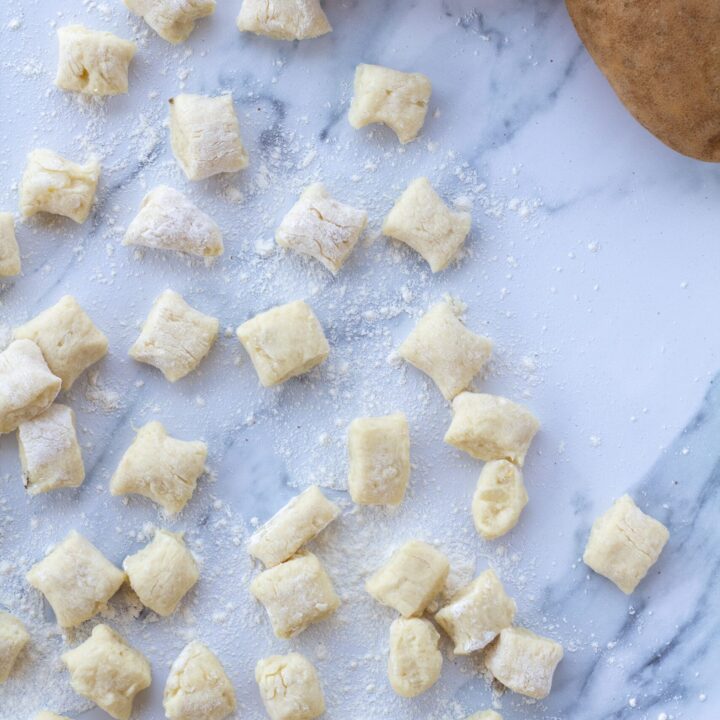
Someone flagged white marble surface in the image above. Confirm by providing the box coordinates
[0,1,718,719]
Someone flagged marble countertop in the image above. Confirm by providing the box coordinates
[0,1,718,719]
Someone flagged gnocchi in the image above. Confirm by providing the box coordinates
[0,212,20,276]
[35,714,72,720]
[237,0,331,41]
[383,177,470,272]
[472,460,528,540]
[467,712,503,720]
[124,0,215,44]
[0,612,29,683]
[387,617,442,698]
[255,653,325,720]
[129,289,219,382]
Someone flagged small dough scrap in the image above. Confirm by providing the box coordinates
[56,25,136,96]
[0,612,29,682]
[124,0,215,44]
[237,300,329,387]
[0,212,20,276]
[383,177,470,272]
[18,404,85,494]
[348,64,432,144]
[123,185,223,257]
[467,712,503,720]
[129,289,219,382]
[250,552,340,639]
[237,0,331,40]
[169,94,248,180]
[0,339,61,434]
[276,183,367,274]
[163,641,236,720]
[583,494,669,594]
[26,530,125,628]
[435,569,516,654]
[35,714,73,720]
[110,421,207,514]
[124,529,199,616]
[444,392,540,466]
[398,300,492,400]
[19,149,100,224]
[248,485,340,568]
[62,624,151,720]
[366,540,449,617]
[484,626,563,700]
[255,653,325,720]
[472,460,528,540]
[347,412,410,506]
[15,295,108,391]
[387,617,442,698]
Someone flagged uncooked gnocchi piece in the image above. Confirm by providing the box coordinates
[444,392,540,466]
[129,289,219,382]
[255,653,325,720]
[250,552,340,639]
[435,569,515,654]
[248,485,340,568]
[0,212,20,276]
[19,149,100,224]
[348,64,432,144]
[169,94,248,180]
[366,540,449,617]
[275,183,367,274]
[110,421,207,514]
[62,624,151,720]
[26,530,125,628]
[237,0,331,41]
[467,712,503,720]
[123,529,199,616]
[583,494,669,594]
[0,612,29,682]
[123,186,223,257]
[387,617,442,698]
[347,412,410,506]
[124,0,215,44]
[0,339,61,434]
[398,300,492,401]
[14,295,108,391]
[35,713,73,720]
[472,460,528,540]
[55,25,136,96]
[163,641,236,720]
[383,177,470,272]
[483,626,563,700]
[236,300,329,387]
[18,404,85,494]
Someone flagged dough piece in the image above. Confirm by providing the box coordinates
[435,569,516,654]
[62,624,151,720]
[483,627,563,700]
[444,392,540,466]
[55,25,136,96]
[250,552,340,639]
[15,295,109,391]
[236,300,329,387]
[387,617,442,698]
[0,612,29,682]
[248,485,340,568]
[124,0,215,44]
[255,653,325,720]
[348,64,432,144]
[169,94,248,180]
[19,149,100,224]
[583,494,669,594]
[18,404,85,494]
[366,540,449,617]
[35,714,73,720]
[110,421,207,514]
[26,530,125,628]
[163,641,236,720]
[0,212,20,276]
[398,300,492,401]
[123,186,223,257]
[237,0,331,41]
[347,412,410,506]
[0,339,61,434]
[123,530,199,616]
[472,460,528,540]
[129,289,219,382]
[467,712,503,720]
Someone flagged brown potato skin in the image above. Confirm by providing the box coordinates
[566,0,720,162]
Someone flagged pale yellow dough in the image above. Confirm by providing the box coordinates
[255,653,325,720]
[0,612,29,682]
[472,460,528,540]
[237,0,331,40]
[387,617,442,697]
[0,212,20,276]
[124,0,215,44]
